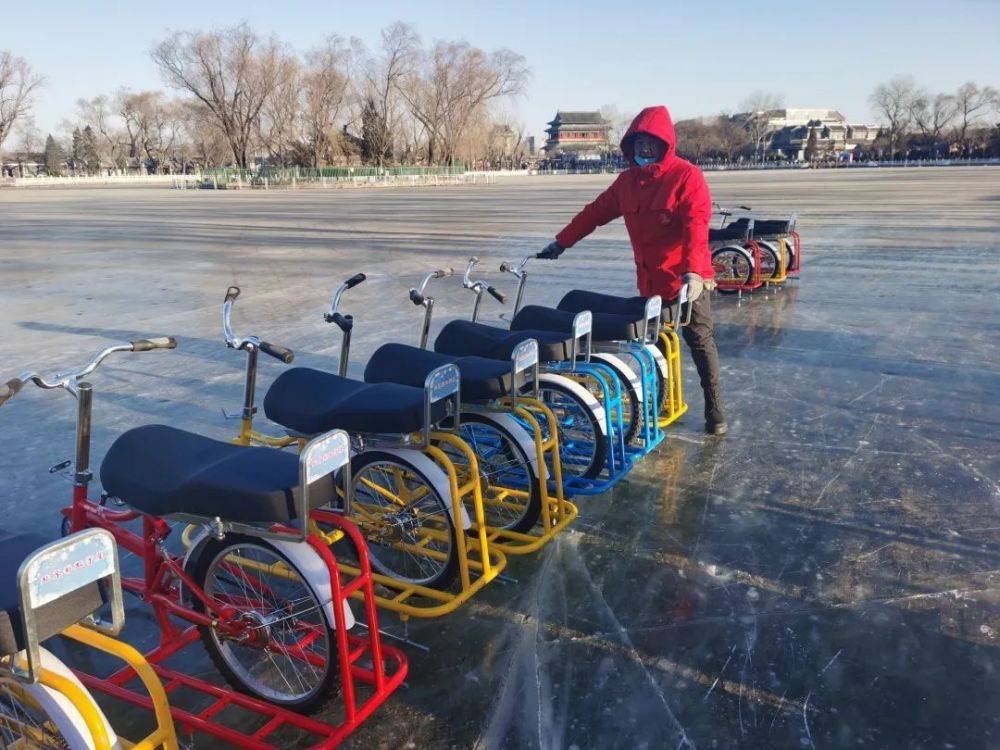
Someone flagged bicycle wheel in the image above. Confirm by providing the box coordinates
[756,240,780,279]
[441,413,541,533]
[585,354,640,444]
[0,681,70,749]
[348,451,458,589]
[711,245,754,292]
[0,650,117,750]
[533,379,606,480]
[190,534,339,714]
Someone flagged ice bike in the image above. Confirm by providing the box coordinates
[0,340,406,747]
[222,285,506,618]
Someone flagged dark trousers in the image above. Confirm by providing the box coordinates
[679,294,724,421]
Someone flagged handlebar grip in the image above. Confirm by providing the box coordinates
[487,286,506,304]
[345,273,366,289]
[739,205,752,211]
[225,286,241,302]
[131,337,178,352]
[409,289,425,306]
[0,378,25,407]
[499,262,512,273]
[259,341,294,364]
[435,268,454,278]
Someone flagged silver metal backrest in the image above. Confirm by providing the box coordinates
[423,363,461,443]
[511,338,540,402]
[570,311,593,366]
[642,296,662,343]
[300,429,352,522]
[673,284,693,328]
[16,529,124,683]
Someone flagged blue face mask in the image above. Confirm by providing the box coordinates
[634,154,656,167]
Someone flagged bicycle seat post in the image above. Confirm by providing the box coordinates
[74,381,94,489]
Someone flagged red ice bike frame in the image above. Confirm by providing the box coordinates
[3,338,406,748]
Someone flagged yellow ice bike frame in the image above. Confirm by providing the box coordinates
[404,269,577,555]
[222,286,504,619]
[1,529,176,749]
[656,319,688,429]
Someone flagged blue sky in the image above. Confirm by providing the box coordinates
[6,0,999,139]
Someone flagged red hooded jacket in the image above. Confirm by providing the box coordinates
[555,106,714,300]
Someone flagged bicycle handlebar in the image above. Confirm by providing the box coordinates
[327,272,368,326]
[459,256,506,305]
[259,340,295,364]
[500,256,532,277]
[0,378,24,406]
[0,338,176,403]
[130,337,177,353]
[223,286,294,362]
[409,267,454,306]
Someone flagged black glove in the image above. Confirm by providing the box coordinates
[537,241,565,260]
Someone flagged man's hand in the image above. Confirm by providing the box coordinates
[537,241,565,260]
[682,272,705,302]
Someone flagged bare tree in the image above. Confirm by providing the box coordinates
[257,55,301,165]
[910,90,956,145]
[181,101,230,168]
[76,95,126,170]
[152,24,289,167]
[352,22,419,166]
[738,90,784,159]
[402,39,528,165]
[599,105,632,148]
[119,91,186,172]
[299,36,352,167]
[0,51,44,153]
[952,82,999,153]
[869,76,918,157]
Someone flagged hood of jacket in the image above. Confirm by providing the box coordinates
[620,106,676,167]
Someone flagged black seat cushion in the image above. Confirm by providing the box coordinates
[558,290,650,318]
[100,425,334,524]
[264,367,444,436]
[709,224,751,242]
[725,217,792,237]
[512,305,642,343]
[0,531,103,656]
[435,320,573,362]
[365,343,512,403]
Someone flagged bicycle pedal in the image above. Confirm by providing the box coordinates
[48,459,72,474]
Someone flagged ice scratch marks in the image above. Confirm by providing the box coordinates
[817,649,842,677]
[702,645,736,701]
[802,692,816,749]
[564,536,696,749]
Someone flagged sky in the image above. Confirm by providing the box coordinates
[5,0,999,141]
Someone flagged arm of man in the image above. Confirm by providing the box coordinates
[553,180,624,250]
[677,167,715,294]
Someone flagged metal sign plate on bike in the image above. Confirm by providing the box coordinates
[573,311,593,339]
[427,364,460,401]
[303,429,351,484]
[23,530,116,608]
[512,339,539,374]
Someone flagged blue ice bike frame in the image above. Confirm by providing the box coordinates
[458,257,634,496]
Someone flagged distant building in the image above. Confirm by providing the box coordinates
[543,111,612,159]
[742,108,879,161]
[525,136,536,156]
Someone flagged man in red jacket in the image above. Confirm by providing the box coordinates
[540,105,727,435]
